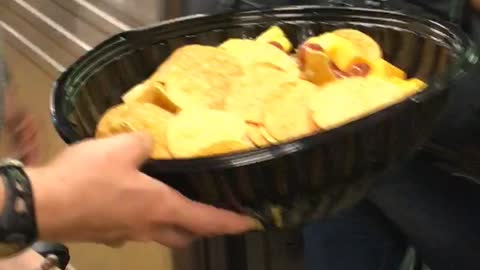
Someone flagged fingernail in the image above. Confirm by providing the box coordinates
[250,218,265,231]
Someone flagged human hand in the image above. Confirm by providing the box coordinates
[471,0,480,11]
[28,133,256,248]
[0,249,49,270]
[5,92,40,165]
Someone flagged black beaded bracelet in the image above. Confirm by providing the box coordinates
[0,159,38,257]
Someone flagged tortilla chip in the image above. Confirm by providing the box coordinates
[96,104,129,139]
[310,77,409,130]
[150,45,244,110]
[196,140,254,157]
[310,33,369,71]
[352,77,408,112]
[302,48,337,86]
[406,78,427,93]
[247,123,270,147]
[225,63,297,124]
[97,29,415,159]
[122,80,179,112]
[256,26,285,41]
[332,29,383,61]
[271,36,294,53]
[96,103,173,159]
[167,108,248,158]
[309,79,369,130]
[219,39,300,77]
[369,59,406,80]
[389,77,427,97]
[260,126,279,145]
[256,26,293,53]
[264,80,318,142]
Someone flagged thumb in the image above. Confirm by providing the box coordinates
[105,132,154,166]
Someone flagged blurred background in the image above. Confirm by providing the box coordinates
[0,0,191,269]
[1,0,478,269]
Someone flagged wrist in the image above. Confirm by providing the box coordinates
[26,166,68,242]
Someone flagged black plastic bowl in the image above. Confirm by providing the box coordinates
[51,6,477,228]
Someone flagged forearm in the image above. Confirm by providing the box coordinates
[0,36,21,124]
[0,43,9,134]
[25,167,69,242]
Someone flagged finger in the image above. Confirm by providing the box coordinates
[16,140,40,155]
[11,116,39,144]
[17,129,37,145]
[25,153,41,166]
[16,126,39,146]
[168,192,256,236]
[15,134,41,161]
[16,116,38,134]
[13,145,38,165]
[99,132,154,166]
[152,225,196,249]
[14,112,35,126]
[17,132,40,148]
[5,111,26,127]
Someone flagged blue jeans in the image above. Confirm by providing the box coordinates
[304,157,480,270]
[303,200,407,270]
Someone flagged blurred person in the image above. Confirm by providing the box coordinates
[0,36,40,166]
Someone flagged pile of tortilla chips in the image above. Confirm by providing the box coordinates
[96,26,427,159]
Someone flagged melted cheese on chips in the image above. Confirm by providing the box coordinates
[150,45,244,110]
[196,140,254,157]
[302,48,337,86]
[264,80,319,142]
[225,63,297,124]
[122,80,179,113]
[220,39,300,77]
[96,26,428,159]
[247,123,278,147]
[309,77,408,130]
[96,103,173,159]
[166,108,250,158]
